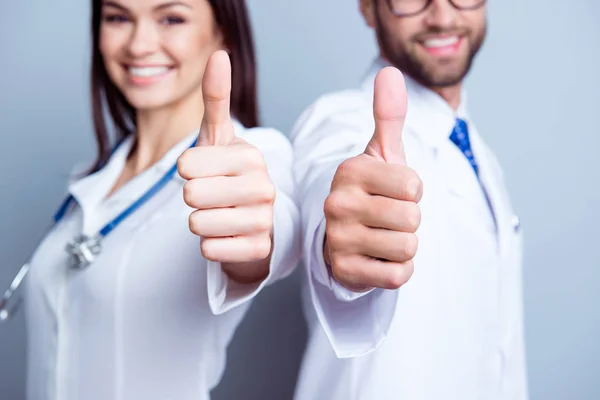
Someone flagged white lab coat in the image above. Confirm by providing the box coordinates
[292,59,528,400]
[24,121,301,400]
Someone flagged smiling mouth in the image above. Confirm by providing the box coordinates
[422,36,461,48]
[417,35,465,57]
[124,65,174,86]
[127,65,173,77]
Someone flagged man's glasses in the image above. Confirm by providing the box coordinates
[386,0,486,17]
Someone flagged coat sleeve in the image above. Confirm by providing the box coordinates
[291,93,400,358]
[206,127,302,315]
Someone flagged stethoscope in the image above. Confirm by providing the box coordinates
[0,263,30,321]
[0,138,197,322]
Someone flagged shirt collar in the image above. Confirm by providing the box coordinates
[361,57,471,149]
[69,128,200,208]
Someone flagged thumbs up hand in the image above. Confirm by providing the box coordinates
[178,51,275,282]
[323,67,423,292]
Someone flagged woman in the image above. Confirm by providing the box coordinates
[25,1,300,399]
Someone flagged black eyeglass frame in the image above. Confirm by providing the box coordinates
[385,0,486,18]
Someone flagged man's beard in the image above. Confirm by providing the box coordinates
[375,16,486,88]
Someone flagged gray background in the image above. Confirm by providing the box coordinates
[1,0,599,399]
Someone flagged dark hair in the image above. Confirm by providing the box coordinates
[89,0,259,173]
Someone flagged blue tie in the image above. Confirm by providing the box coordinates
[450,118,479,178]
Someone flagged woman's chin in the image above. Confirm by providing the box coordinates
[122,92,177,112]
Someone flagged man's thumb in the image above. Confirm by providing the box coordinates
[364,66,408,165]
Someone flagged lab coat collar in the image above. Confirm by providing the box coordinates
[69,128,199,209]
[69,118,247,210]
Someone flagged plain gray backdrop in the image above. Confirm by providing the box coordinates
[1,1,599,399]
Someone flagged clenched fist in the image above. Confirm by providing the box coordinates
[323,67,423,292]
[178,51,274,283]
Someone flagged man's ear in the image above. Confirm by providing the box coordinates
[360,0,377,28]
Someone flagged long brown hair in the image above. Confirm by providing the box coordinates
[89,0,259,173]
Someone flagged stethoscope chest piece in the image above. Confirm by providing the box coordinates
[65,235,102,270]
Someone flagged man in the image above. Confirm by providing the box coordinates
[292,0,527,399]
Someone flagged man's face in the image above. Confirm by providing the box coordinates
[362,0,487,88]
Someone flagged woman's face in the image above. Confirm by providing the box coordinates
[99,0,223,111]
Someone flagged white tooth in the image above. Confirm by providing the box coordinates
[129,66,169,77]
[424,36,459,48]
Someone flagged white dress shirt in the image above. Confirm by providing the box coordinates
[292,59,528,400]
[25,121,301,400]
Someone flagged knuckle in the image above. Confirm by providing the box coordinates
[177,150,192,178]
[405,260,415,279]
[182,180,197,207]
[402,233,419,260]
[252,236,272,260]
[252,213,272,233]
[331,255,372,292]
[261,180,276,203]
[334,160,351,180]
[188,212,201,235]
[406,203,422,232]
[331,258,370,291]
[334,157,361,183]
[330,258,354,287]
[387,262,413,289]
[200,239,219,261]
[323,194,339,219]
[249,176,276,204]
[324,192,352,220]
[386,275,404,290]
[242,145,265,170]
[405,170,423,202]
[325,225,345,248]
